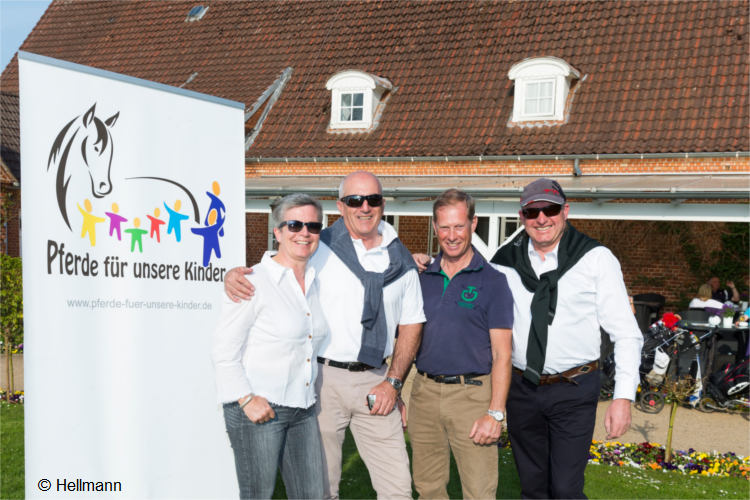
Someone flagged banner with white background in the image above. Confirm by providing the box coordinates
[20,51,244,498]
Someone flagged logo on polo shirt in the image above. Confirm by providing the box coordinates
[458,286,478,309]
[461,286,478,302]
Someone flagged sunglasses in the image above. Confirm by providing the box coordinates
[340,194,384,208]
[521,204,563,220]
[277,220,323,234]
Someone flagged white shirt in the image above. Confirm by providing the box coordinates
[313,220,426,362]
[211,252,328,408]
[688,298,724,310]
[492,239,644,401]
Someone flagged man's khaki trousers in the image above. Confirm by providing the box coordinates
[315,361,412,500]
[408,372,498,499]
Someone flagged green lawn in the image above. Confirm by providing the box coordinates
[1,403,24,500]
[273,429,749,500]
[2,403,747,499]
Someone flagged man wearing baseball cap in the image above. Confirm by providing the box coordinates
[490,178,643,499]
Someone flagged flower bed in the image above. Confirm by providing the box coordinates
[589,441,749,480]
[0,341,23,354]
[0,389,24,404]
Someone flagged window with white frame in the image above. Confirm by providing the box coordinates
[524,80,555,117]
[509,57,580,123]
[340,92,364,122]
[326,70,393,130]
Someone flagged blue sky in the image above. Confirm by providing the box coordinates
[1,0,53,71]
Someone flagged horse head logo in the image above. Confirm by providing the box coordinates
[47,103,119,230]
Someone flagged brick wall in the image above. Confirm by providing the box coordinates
[325,213,429,254]
[247,157,749,178]
[573,219,748,312]
[398,216,430,255]
[245,212,268,266]
[0,187,21,257]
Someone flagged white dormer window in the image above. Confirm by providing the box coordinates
[326,70,393,130]
[509,57,580,123]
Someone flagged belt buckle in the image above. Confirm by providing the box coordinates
[433,375,445,383]
[347,363,361,372]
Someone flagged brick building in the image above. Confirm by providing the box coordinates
[1,0,748,307]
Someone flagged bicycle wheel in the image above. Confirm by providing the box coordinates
[640,391,665,413]
[699,397,717,413]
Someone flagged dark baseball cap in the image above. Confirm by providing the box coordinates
[520,178,567,207]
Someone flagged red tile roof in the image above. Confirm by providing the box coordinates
[0,92,21,181]
[2,0,747,158]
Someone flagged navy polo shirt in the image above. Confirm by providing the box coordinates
[416,248,514,376]
[712,289,731,303]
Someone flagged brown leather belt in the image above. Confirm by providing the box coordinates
[513,361,599,386]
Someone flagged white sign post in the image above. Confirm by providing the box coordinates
[20,51,244,498]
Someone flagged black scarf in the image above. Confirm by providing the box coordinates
[320,218,417,367]
[490,222,602,385]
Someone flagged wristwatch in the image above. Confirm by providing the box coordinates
[486,409,505,422]
[385,377,403,392]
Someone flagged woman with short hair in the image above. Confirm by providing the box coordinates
[212,193,327,499]
[689,283,725,311]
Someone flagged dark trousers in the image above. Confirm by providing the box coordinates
[223,402,325,499]
[506,370,600,499]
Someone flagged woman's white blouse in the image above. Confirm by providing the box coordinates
[211,252,328,408]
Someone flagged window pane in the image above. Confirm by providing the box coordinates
[353,93,364,106]
[525,99,538,115]
[341,93,352,106]
[352,108,363,121]
[475,217,490,245]
[540,81,554,98]
[341,107,351,121]
[505,220,518,238]
[526,82,539,98]
[539,98,553,114]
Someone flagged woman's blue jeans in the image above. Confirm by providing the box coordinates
[223,401,324,499]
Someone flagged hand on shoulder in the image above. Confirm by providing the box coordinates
[225,266,256,302]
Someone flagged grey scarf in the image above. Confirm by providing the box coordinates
[320,218,417,367]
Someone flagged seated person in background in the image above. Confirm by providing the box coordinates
[708,276,739,303]
[689,284,725,310]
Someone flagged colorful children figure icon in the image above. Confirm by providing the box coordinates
[104,203,128,241]
[191,200,225,267]
[164,200,190,242]
[204,181,226,237]
[146,208,166,243]
[124,217,148,253]
[77,199,106,247]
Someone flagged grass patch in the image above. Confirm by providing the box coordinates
[1,403,25,500]
[273,429,748,499]
[2,406,747,499]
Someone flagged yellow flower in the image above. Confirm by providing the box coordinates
[701,471,708,476]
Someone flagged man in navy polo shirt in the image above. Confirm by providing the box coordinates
[408,189,513,500]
